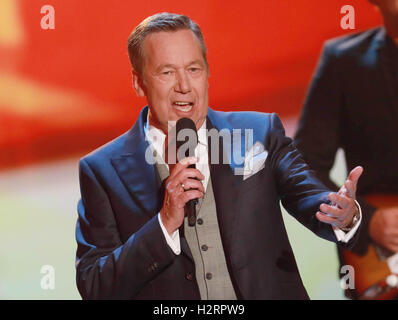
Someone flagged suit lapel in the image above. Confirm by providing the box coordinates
[111,107,163,218]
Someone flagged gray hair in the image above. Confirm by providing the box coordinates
[127,12,208,76]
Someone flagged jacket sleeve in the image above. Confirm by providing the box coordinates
[75,158,176,299]
[268,113,359,248]
[293,43,374,255]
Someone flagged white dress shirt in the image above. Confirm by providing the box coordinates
[144,116,361,255]
[145,116,209,255]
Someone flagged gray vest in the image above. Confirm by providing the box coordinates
[156,163,237,300]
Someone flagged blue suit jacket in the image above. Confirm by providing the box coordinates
[76,106,350,299]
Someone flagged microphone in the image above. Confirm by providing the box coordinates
[176,118,198,227]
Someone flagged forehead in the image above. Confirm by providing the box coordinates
[142,29,205,68]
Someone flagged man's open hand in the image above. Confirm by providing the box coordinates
[316,166,363,229]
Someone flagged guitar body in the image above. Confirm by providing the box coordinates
[341,194,398,299]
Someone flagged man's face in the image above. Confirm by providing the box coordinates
[134,29,209,133]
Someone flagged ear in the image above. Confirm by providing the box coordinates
[132,70,146,97]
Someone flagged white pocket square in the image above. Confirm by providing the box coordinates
[243,142,268,181]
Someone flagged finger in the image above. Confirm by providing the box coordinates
[344,180,355,199]
[181,178,205,193]
[319,203,344,220]
[177,190,204,208]
[345,166,363,196]
[174,168,205,184]
[347,166,363,183]
[168,168,205,190]
[337,186,348,200]
[165,180,185,196]
[328,193,350,209]
[169,157,198,178]
[316,211,339,227]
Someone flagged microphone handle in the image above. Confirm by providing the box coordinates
[185,200,197,227]
[186,163,198,226]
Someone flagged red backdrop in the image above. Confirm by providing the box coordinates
[0,0,382,168]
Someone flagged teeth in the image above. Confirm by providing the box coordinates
[174,104,192,112]
[173,101,193,112]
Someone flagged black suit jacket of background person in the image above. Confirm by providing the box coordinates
[75,106,357,300]
[294,26,398,258]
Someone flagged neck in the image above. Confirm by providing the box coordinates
[148,110,169,135]
[195,117,206,131]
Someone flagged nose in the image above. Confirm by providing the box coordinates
[174,70,191,94]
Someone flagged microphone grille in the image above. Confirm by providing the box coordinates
[176,118,198,158]
[176,117,197,133]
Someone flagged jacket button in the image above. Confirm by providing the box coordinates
[201,244,208,251]
[185,272,194,281]
[147,262,158,273]
[206,272,212,280]
[197,218,203,225]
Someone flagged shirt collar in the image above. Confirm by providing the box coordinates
[144,112,207,161]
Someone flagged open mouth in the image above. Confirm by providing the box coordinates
[173,101,194,112]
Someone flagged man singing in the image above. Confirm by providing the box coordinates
[75,12,362,299]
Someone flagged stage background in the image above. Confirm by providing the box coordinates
[0,0,382,299]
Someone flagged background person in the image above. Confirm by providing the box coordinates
[294,0,398,299]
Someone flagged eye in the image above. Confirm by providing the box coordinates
[189,67,200,73]
[160,70,175,76]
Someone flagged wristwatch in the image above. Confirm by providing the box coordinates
[340,204,360,232]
